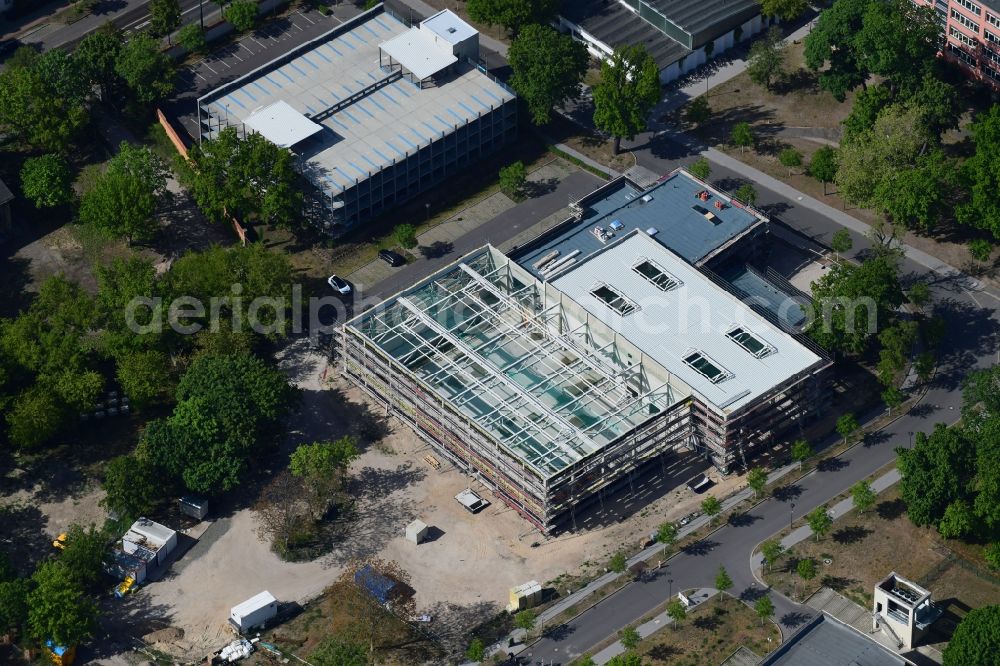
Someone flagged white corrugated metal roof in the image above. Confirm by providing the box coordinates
[243,100,323,148]
[128,518,176,547]
[380,27,457,80]
[231,590,277,617]
[551,232,822,413]
[421,9,477,44]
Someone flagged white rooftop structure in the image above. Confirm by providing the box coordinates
[231,590,277,618]
[421,9,478,44]
[380,28,458,81]
[243,100,323,148]
[550,231,822,412]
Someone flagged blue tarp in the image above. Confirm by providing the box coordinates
[354,565,396,604]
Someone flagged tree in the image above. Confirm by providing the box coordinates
[115,32,175,104]
[59,524,107,588]
[290,437,359,518]
[836,413,859,445]
[882,386,903,413]
[75,24,123,99]
[254,469,313,554]
[735,183,758,206]
[806,506,833,541]
[223,0,258,32]
[338,559,417,659]
[754,595,775,626]
[466,0,557,36]
[184,126,302,227]
[714,566,733,604]
[730,122,754,154]
[0,50,90,151]
[958,106,1000,239]
[938,499,975,539]
[853,0,940,95]
[851,480,876,515]
[685,96,711,126]
[779,147,802,176]
[797,557,817,585]
[466,637,485,662]
[0,578,30,634]
[619,626,641,651]
[911,75,962,138]
[810,146,838,195]
[177,22,207,53]
[6,387,63,449]
[791,439,813,467]
[508,25,587,125]
[908,281,931,311]
[897,424,976,528]
[666,598,686,627]
[761,0,808,20]
[985,544,1000,570]
[100,454,164,521]
[969,239,992,265]
[942,605,1000,666]
[609,550,628,574]
[593,44,660,155]
[747,467,768,498]
[656,521,678,555]
[514,609,537,633]
[576,656,597,666]
[149,0,181,40]
[746,26,785,91]
[761,540,784,571]
[312,637,369,666]
[79,169,159,245]
[803,0,870,100]
[499,160,528,198]
[394,224,418,249]
[116,349,170,408]
[873,150,954,231]
[26,561,98,647]
[20,154,74,208]
[701,496,722,518]
[842,86,894,142]
[915,352,935,384]
[607,653,643,666]
[688,157,711,181]
[806,252,904,355]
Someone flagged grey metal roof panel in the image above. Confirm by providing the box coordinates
[761,614,908,666]
[0,177,12,206]
[562,0,691,69]
[645,0,761,36]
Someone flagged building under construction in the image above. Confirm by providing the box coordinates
[341,221,830,533]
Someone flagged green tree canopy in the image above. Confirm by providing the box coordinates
[897,423,976,527]
[79,168,159,245]
[619,626,641,650]
[747,467,768,497]
[853,0,939,94]
[779,147,802,175]
[851,480,876,514]
[149,0,181,38]
[761,0,808,20]
[761,540,784,571]
[731,122,754,153]
[958,105,1000,239]
[26,561,99,647]
[688,157,711,181]
[807,506,833,541]
[223,0,258,32]
[803,0,870,100]
[797,557,817,581]
[0,49,90,151]
[100,454,165,521]
[685,96,711,126]
[394,223,417,249]
[115,32,175,104]
[942,605,1000,666]
[75,23,124,99]
[746,26,785,91]
[701,496,722,517]
[593,44,660,154]
[184,126,302,228]
[754,595,775,625]
[842,85,893,142]
[20,154,74,208]
[791,439,813,465]
[466,0,557,36]
[810,146,838,194]
[735,183,758,206]
[499,160,528,198]
[177,22,207,53]
[312,636,370,666]
[59,524,108,588]
[508,24,587,125]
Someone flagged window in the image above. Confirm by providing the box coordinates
[949,41,977,65]
[683,351,729,383]
[727,327,775,358]
[987,28,1000,44]
[957,0,981,15]
[951,8,979,32]
[987,11,1000,28]
[590,283,637,316]
[950,25,978,47]
[633,258,681,291]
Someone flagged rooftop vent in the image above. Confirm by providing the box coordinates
[641,194,653,203]
[692,204,719,223]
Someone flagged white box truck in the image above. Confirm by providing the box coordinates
[229,591,278,633]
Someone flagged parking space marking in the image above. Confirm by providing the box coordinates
[234,53,244,62]
[241,42,254,55]
[196,72,208,82]
[298,10,315,24]
[219,58,232,68]
[292,22,304,31]
[251,36,266,48]
[203,62,218,74]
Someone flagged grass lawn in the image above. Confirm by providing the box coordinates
[615,596,780,666]
[260,580,443,665]
[763,485,1000,645]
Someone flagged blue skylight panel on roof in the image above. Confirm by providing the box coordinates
[224,94,247,110]
[300,54,320,70]
[378,89,399,106]
[288,61,308,77]
[469,94,490,110]
[323,43,343,57]
[457,101,477,116]
[363,24,379,38]
[340,109,360,124]
[396,133,418,150]
[374,17,391,31]
[347,161,367,178]
[251,81,270,96]
[263,74,283,89]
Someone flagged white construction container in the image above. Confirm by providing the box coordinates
[405,519,428,544]
[230,591,278,633]
[125,518,178,565]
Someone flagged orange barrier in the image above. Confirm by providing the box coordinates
[156,108,247,246]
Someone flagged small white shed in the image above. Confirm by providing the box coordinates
[230,591,278,633]
[405,519,428,544]
[124,517,178,565]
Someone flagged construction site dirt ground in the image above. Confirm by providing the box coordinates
[133,338,738,657]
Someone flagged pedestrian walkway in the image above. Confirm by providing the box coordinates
[591,588,719,664]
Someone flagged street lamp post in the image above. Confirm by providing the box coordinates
[668,577,674,599]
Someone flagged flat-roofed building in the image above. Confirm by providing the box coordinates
[340,230,829,533]
[559,0,772,83]
[196,6,517,232]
